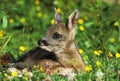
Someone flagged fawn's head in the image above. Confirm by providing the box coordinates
[38,8,79,51]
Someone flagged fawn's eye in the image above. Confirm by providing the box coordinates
[53,32,62,40]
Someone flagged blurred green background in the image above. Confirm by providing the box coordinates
[0,0,120,81]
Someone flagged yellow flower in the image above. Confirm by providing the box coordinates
[93,50,102,56]
[79,26,85,31]
[33,65,37,68]
[0,30,4,38]
[23,77,28,81]
[51,19,54,25]
[109,38,115,43]
[25,72,29,77]
[40,66,44,72]
[78,19,84,24]
[36,6,41,11]
[11,71,17,77]
[24,71,33,78]
[108,52,113,57]
[94,51,99,55]
[20,46,26,52]
[4,73,8,77]
[35,0,40,5]
[85,66,92,72]
[115,53,120,58]
[98,50,103,54]
[9,18,14,24]
[114,21,119,27]
[20,18,26,24]
[37,12,42,18]
[79,49,84,54]
[56,8,62,13]
[96,61,102,66]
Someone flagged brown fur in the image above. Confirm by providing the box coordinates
[38,9,85,73]
[11,9,85,77]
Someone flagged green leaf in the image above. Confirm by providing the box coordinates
[97,0,102,8]
[85,41,92,48]
[2,16,8,29]
[0,72,3,79]
[84,22,94,28]
[108,45,117,52]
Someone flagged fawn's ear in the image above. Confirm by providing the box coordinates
[54,8,63,24]
[68,9,79,31]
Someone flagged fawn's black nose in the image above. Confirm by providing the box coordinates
[38,39,49,46]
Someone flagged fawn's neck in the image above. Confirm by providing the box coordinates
[66,39,80,54]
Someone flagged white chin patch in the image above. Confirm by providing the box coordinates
[39,45,52,52]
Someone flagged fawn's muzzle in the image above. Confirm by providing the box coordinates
[38,39,49,46]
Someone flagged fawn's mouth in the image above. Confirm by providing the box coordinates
[38,39,49,46]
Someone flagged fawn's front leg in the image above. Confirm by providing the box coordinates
[56,49,85,72]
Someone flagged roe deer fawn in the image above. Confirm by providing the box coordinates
[10,8,85,80]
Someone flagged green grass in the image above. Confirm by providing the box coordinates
[0,0,120,81]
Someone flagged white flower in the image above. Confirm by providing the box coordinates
[96,70,104,76]
[96,69,104,81]
[55,68,75,81]
[53,0,58,5]
[28,72,33,77]
[7,67,19,73]
[22,68,28,73]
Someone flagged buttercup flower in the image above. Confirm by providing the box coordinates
[98,50,102,54]
[51,19,54,25]
[0,30,4,38]
[94,50,100,55]
[9,18,14,24]
[109,38,115,43]
[7,68,20,77]
[94,50,102,56]
[20,46,26,52]
[37,12,42,18]
[78,19,84,24]
[108,52,113,57]
[79,49,84,54]
[56,8,62,13]
[33,65,37,69]
[79,26,85,31]
[96,61,102,66]
[23,77,29,81]
[20,18,26,24]
[24,72,29,77]
[85,66,92,72]
[35,0,40,5]
[115,53,120,58]
[4,73,8,77]
[11,71,18,77]
[114,21,119,27]
[40,66,44,72]
[24,72,33,78]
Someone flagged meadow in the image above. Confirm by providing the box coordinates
[0,0,120,81]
